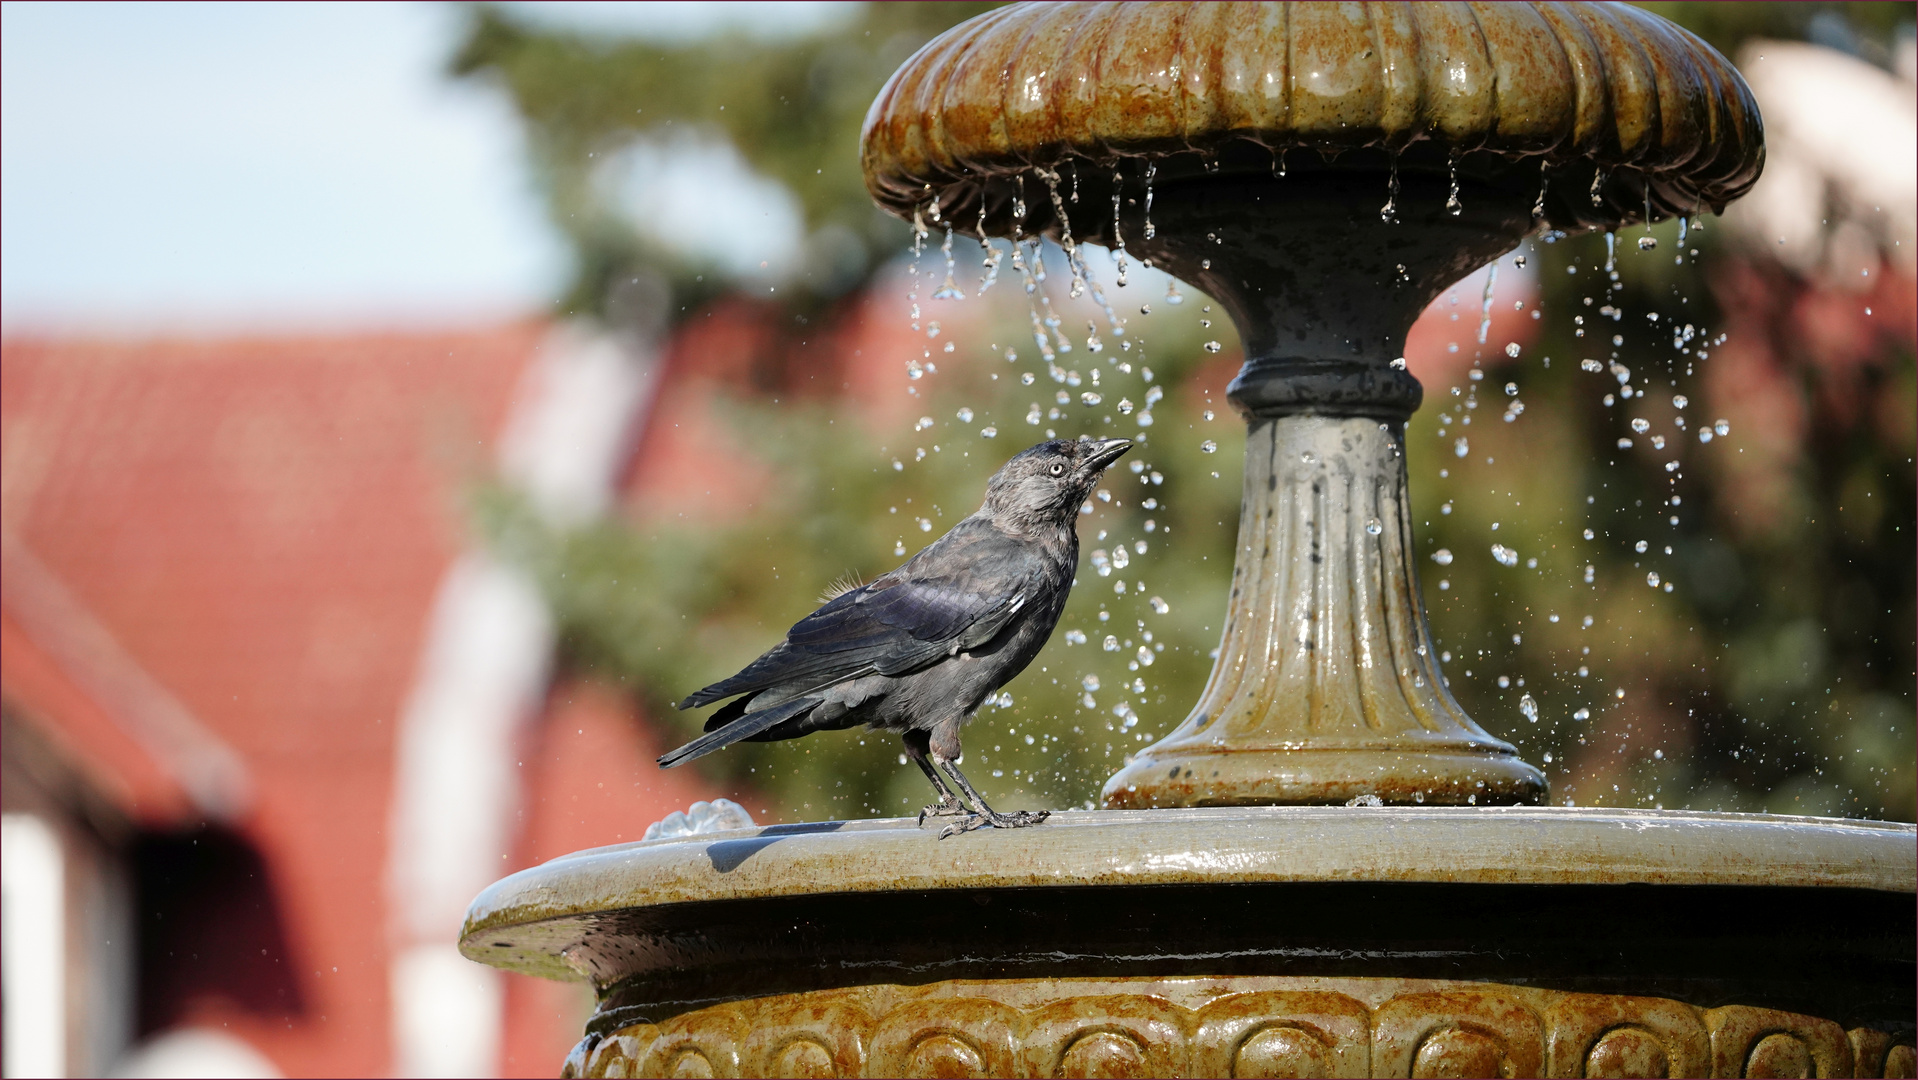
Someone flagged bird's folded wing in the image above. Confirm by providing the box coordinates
[681,547,1042,707]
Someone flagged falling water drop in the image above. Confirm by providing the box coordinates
[1590,168,1608,208]
[1142,161,1157,240]
[1365,518,1383,536]
[1200,439,1219,454]
[1638,236,1658,251]
[1573,707,1591,721]
[1110,168,1129,286]
[956,407,974,423]
[1532,168,1549,219]
[1380,154,1401,224]
[1117,398,1135,415]
[1454,436,1469,458]
[1445,150,1462,216]
[1491,544,1519,567]
[1519,694,1538,723]
[1432,548,1454,566]
[1604,231,1617,274]
[1713,419,1730,437]
[932,227,965,299]
[1477,264,1499,345]
[981,426,997,438]
[1164,279,1183,305]
[1204,340,1223,353]
[1646,570,1661,588]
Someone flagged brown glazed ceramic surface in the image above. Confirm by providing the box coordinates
[861,1,1764,235]
[561,976,1916,1078]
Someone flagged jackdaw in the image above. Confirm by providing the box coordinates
[659,436,1133,836]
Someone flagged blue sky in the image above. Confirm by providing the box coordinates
[1,2,852,332]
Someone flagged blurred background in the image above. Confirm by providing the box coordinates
[1,2,1911,1076]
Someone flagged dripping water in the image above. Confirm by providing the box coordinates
[1271,146,1288,178]
[1476,262,1498,345]
[1533,167,1549,220]
[932,227,965,300]
[1604,231,1617,274]
[1142,161,1157,241]
[1110,167,1129,286]
[1590,168,1608,208]
[1380,153,1401,224]
[976,199,1002,291]
[1040,167,1088,298]
[1637,188,1658,250]
[1445,150,1462,216]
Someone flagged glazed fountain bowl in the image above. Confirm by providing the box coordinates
[462,4,1916,1076]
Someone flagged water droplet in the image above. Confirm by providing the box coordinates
[1650,435,1665,449]
[1136,645,1154,666]
[1646,571,1661,588]
[1364,518,1383,536]
[1581,358,1603,373]
[1573,707,1591,721]
[1204,340,1223,353]
[1149,596,1169,614]
[1491,544,1519,567]
[1103,635,1120,652]
[894,541,907,556]
[1519,693,1538,723]
[1630,418,1650,434]
[915,416,935,431]
[1454,437,1469,458]
[956,407,974,423]
[1110,546,1130,570]
[1021,372,1036,385]
[1617,437,1634,449]
[1391,356,1408,370]
[1432,548,1454,566]
[1698,429,1714,444]
[1200,439,1218,454]
[1081,391,1103,406]
[1714,419,1730,437]
[981,426,997,438]
[1065,629,1087,645]
[1082,674,1101,691]
[917,517,932,532]
[1202,409,1215,421]
[1026,403,1043,425]
[1505,342,1521,358]
[1117,398,1135,415]
[1637,235,1657,250]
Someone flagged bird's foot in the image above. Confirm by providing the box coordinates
[938,808,1050,839]
[917,799,968,827]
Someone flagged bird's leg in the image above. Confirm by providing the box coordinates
[929,724,1050,838]
[904,729,966,825]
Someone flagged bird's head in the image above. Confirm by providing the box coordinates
[981,437,1133,528]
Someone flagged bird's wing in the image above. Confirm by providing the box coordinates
[680,521,1046,707]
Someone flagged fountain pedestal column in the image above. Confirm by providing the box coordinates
[1105,169,1546,807]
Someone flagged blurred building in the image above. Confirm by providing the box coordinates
[0,321,724,1077]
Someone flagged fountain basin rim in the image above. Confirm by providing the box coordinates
[462,806,1914,964]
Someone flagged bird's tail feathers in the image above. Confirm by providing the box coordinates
[658,695,820,768]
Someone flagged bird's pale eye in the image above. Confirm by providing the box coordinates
[1049,462,1066,477]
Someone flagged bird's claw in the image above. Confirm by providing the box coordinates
[917,800,968,827]
[938,808,1050,839]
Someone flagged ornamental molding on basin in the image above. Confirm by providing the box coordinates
[566,976,1914,1079]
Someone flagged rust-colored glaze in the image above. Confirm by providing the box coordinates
[559,975,1912,1079]
[860,1,1763,232]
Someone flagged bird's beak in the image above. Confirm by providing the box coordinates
[1082,437,1133,473]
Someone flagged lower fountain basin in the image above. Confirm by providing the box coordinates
[462,807,1914,1077]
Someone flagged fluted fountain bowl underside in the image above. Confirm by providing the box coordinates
[863,0,1764,237]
